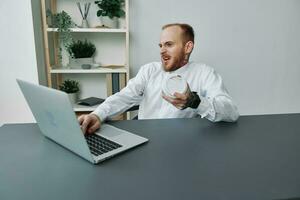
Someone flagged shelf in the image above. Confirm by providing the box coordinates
[72,103,99,112]
[50,66,127,74]
[41,0,130,118]
[47,28,127,33]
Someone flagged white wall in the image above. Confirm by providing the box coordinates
[129,0,300,115]
[0,0,38,124]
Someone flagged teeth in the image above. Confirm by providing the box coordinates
[162,56,170,61]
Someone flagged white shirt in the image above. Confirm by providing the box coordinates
[92,62,239,122]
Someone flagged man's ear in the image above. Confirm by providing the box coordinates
[185,41,194,54]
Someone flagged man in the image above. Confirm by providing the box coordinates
[79,23,239,134]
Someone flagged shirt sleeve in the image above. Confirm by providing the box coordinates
[195,67,239,122]
[91,65,149,121]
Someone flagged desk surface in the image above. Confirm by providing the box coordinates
[1,114,300,200]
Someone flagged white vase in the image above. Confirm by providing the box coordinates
[81,19,89,28]
[68,92,78,105]
[100,16,118,28]
[69,57,94,69]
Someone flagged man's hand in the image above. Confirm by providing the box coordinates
[162,85,192,110]
[78,114,101,134]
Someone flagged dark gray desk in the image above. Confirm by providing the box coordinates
[1,114,300,200]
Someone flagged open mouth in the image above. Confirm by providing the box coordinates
[162,55,171,62]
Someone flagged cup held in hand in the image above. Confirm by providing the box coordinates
[162,75,188,99]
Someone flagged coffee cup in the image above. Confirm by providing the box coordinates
[162,75,188,99]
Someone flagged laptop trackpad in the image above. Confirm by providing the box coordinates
[95,124,123,138]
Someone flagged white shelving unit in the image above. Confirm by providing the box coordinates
[50,66,127,74]
[47,28,127,33]
[40,0,129,116]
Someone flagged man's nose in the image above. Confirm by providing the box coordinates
[160,46,166,54]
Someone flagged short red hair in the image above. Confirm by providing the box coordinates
[162,23,195,44]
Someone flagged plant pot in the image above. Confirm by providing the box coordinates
[67,92,78,105]
[100,16,118,28]
[69,57,94,69]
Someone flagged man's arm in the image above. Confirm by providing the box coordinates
[91,65,150,122]
[162,67,239,122]
[194,68,239,122]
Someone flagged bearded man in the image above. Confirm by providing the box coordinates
[79,23,239,134]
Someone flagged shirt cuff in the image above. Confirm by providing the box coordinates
[91,107,107,122]
[196,96,216,119]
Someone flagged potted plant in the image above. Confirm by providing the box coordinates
[59,79,80,104]
[67,39,96,69]
[94,0,125,28]
[51,11,75,63]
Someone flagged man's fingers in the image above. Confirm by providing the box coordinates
[174,92,188,100]
[81,116,92,134]
[163,93,186,107]
[78,115,85,125]
[162,94,172,102]
[78,115,87,133]
[163,91,191,110]
[177,104,186,110]
[81,124,87,134]
[77,114,102,135]
[163,94,185,104]
[172,98,186,104]
[87,122,100,134]
[88,114,102,134]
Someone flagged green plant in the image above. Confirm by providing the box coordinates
[95,0,125,19]
[51,11,75,62]
[59,79,80,93]
[67,39,96,58]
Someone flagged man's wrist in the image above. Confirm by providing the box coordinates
[187,92,201,109]
[90,113,101,123]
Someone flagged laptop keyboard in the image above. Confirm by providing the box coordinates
[85,134,122,156]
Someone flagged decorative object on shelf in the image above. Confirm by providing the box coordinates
[67,39,96,69]
[77,2,91,28]
[46,9,53,27]
[95,0,125,28]
[59,79,80,104]
[81,64,92,69]
[77,97,105,106]
[51,11,75,62]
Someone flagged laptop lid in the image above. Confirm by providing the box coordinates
[17,79,94,163]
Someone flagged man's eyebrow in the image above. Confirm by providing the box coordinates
[159,41,174,46]
[165,41,174,44]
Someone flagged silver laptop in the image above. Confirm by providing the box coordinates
[17,79,148,164]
